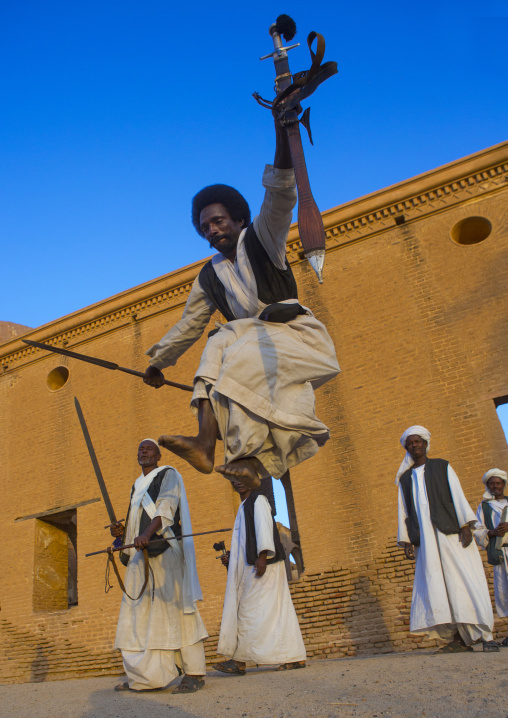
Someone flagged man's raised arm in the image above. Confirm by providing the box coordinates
[144,276,215,388]
[253,122,297,270]
[273,120,292,170]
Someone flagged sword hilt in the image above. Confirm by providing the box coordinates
[104,519,125,529]
[260,15,300,95]
[105,520,125,549]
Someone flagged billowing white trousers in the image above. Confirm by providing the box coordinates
[122,640,206,690]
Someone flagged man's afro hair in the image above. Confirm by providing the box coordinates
[191,184,251,236]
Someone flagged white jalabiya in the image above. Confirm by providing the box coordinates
[475,496,508,617]
[146,165,340,480]
[114,467,207,690]
[217,494,306,664]
[397,463,494,645]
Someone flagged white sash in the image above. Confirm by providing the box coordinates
[124,465,170,553]
[211,231,265,319]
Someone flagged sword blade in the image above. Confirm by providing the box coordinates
[74,396,117,525]
[24,339,119,369]
[23,340,193,392]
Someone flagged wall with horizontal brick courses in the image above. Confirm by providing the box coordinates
[1,141,507,683]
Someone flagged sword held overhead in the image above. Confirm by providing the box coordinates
[254,14,338,284]
[22,339,193,392]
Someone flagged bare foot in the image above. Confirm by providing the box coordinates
[215,459,261,489]
[158,435,214,474]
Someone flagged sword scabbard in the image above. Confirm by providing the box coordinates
[286,123,325,254]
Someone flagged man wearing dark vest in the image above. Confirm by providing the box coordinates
[396,426,497,652]
[143,120,339,489]
[110,439,208,692]
[214,479,306,674]
[474,468,508,646]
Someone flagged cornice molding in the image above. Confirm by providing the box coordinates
[2,141,507,372]
[285,144,508,261]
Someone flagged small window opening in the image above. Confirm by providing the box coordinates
[33,509,77,612]
[46,365,69,391]
[450,216,492,245]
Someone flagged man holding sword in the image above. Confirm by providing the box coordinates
[110,439,208,693]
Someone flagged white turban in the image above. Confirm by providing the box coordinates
[481,468,508,500]
[139,438,159,449]
[395,425,431,485]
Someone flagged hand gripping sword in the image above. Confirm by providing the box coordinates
[74,396,124,547]
[254,14,338,283]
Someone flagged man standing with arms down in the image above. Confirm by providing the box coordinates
[111,439,208,693]
[215,479,306,674]
[474,468,508,646]
[143,120,339,489]
[396,426,498,652]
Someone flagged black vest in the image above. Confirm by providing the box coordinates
[399,458,460,546]
[120,467,181,565]
[482,501,504,565]
[243,492,286,566]
[198,223,299,322]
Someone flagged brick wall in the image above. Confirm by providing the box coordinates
[0,141,507,683]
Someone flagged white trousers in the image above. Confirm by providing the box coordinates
[122,640,206,690]
[425,622,493,646]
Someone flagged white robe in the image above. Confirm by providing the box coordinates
[217,494,306,664]
[475,498,508,617]
[146,165,340,479]
[114,467,208,689]
[397,463,494,644]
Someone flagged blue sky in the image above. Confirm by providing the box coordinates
[1,1,507,329]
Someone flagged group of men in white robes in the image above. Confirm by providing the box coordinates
[397,425,505,652]
[111,440,306,693]
[105,112,508,695]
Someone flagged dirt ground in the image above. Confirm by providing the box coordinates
[0,648,506,718]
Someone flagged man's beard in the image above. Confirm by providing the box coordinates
[209,233,238,255]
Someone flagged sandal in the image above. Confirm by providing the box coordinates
[277,661,306,670]
[501,636,508,647]
[114,682,131,692]
[171,675,205,694]
[483,640,500,652]
[435,640,473,653]
[214,659,246,675]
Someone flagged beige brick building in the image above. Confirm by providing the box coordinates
[1,140,507,683]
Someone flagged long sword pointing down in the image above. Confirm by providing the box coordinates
[74,396,124,548]
[22,339,193,392]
